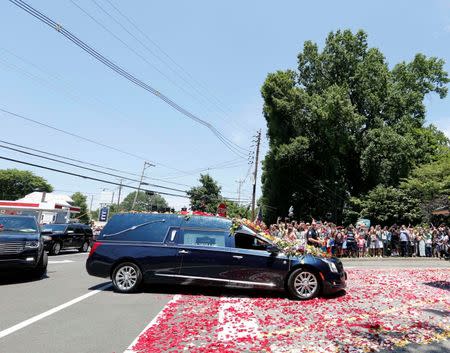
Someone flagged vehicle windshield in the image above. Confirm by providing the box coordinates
[41,224,67,232]
[0,216,38,233]
[240,225,273,245]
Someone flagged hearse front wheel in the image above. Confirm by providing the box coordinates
[112,262,142,293]
[287,268,320,300]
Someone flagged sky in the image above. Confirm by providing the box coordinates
[0,0,449,212]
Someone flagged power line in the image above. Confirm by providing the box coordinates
[94,0,253,132]
[8,0,249,158]
[0,139,250,200]
[0,107,155,163]
[0,143,188,194]
[103,0,234,114]
[0,154,189,199]
[0,46,138,126]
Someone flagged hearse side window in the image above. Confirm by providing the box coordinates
[235,233,269,251]
[179,230,226,247]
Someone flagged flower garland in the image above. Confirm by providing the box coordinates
[231,218,330,258]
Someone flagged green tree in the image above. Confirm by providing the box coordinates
[0,169,53,200]
[400,150,450,221]
[120,191,168,212]
[352,186,422,226]
[71,192,90,224]
[187,174,222,213]
[261,29,449,223]
[224,200,251,219]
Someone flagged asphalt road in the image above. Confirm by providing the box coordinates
[0,251,172,353]
[0,254,448,353]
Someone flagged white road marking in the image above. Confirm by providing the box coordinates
[0,283,111,339]
[48,260,74,264]
[123,294,182,353]
[217,297,259,342]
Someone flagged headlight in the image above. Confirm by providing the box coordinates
[25,240,40,249]
[322,259,338,273]
[42,235,52,242]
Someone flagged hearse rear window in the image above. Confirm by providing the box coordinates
[180,230,226,247]
[99,219,168,242]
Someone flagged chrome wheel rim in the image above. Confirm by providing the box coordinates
[82,242,88,252]
[294,272,318,298]
[54,243,61,254]
[115,266,138,291]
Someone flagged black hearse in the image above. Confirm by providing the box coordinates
[0,215,47,278]
[86,213,346,300]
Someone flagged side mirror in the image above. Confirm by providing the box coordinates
[266,244,279,254]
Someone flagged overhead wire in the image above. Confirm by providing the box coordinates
[0,139,245,190]
[0,155,189,199]
[0,143,188,194]
[0,56,248,182]
[8,0,249,159]
[93,0,253,133]
[102,0,235,115]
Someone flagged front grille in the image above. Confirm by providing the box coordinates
[0,241,25,254]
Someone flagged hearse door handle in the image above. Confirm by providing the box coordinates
[232,255,243,259]
[178,250,190,254]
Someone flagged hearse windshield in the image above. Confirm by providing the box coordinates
[0,216,38,233]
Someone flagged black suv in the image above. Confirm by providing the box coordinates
[0,215,48,278]
[42,223,93,255]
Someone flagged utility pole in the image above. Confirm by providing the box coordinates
[251,129,261,220]
[132,161,154,210]
[236,179,244,205]
[117,179,123,210]
[89,194,94,213]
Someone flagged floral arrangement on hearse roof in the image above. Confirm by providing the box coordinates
[230,218,330,258]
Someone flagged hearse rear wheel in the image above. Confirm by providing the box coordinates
[287,268,320,300]
[112,262,142,293]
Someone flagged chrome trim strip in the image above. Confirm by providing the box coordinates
[155,273,276,287]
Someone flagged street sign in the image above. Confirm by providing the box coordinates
[99,207,109,222]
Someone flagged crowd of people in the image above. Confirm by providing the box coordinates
[265,218,450,259]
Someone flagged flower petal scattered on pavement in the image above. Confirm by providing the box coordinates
[132,268,450,353]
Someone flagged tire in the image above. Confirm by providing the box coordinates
[287,268,321,300]
[31,251,48,279]
[112,262,142,293]
[49,242,62,255]
[79,241,89,253]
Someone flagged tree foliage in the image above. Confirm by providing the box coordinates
[400,151,450,221]
[0,169,53,200]
[120,191,168,212]
[187,174,222,213]
[71,192,90,224]
[353,186,422,226]
[261,29,449,224]
[224,200,251,219]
